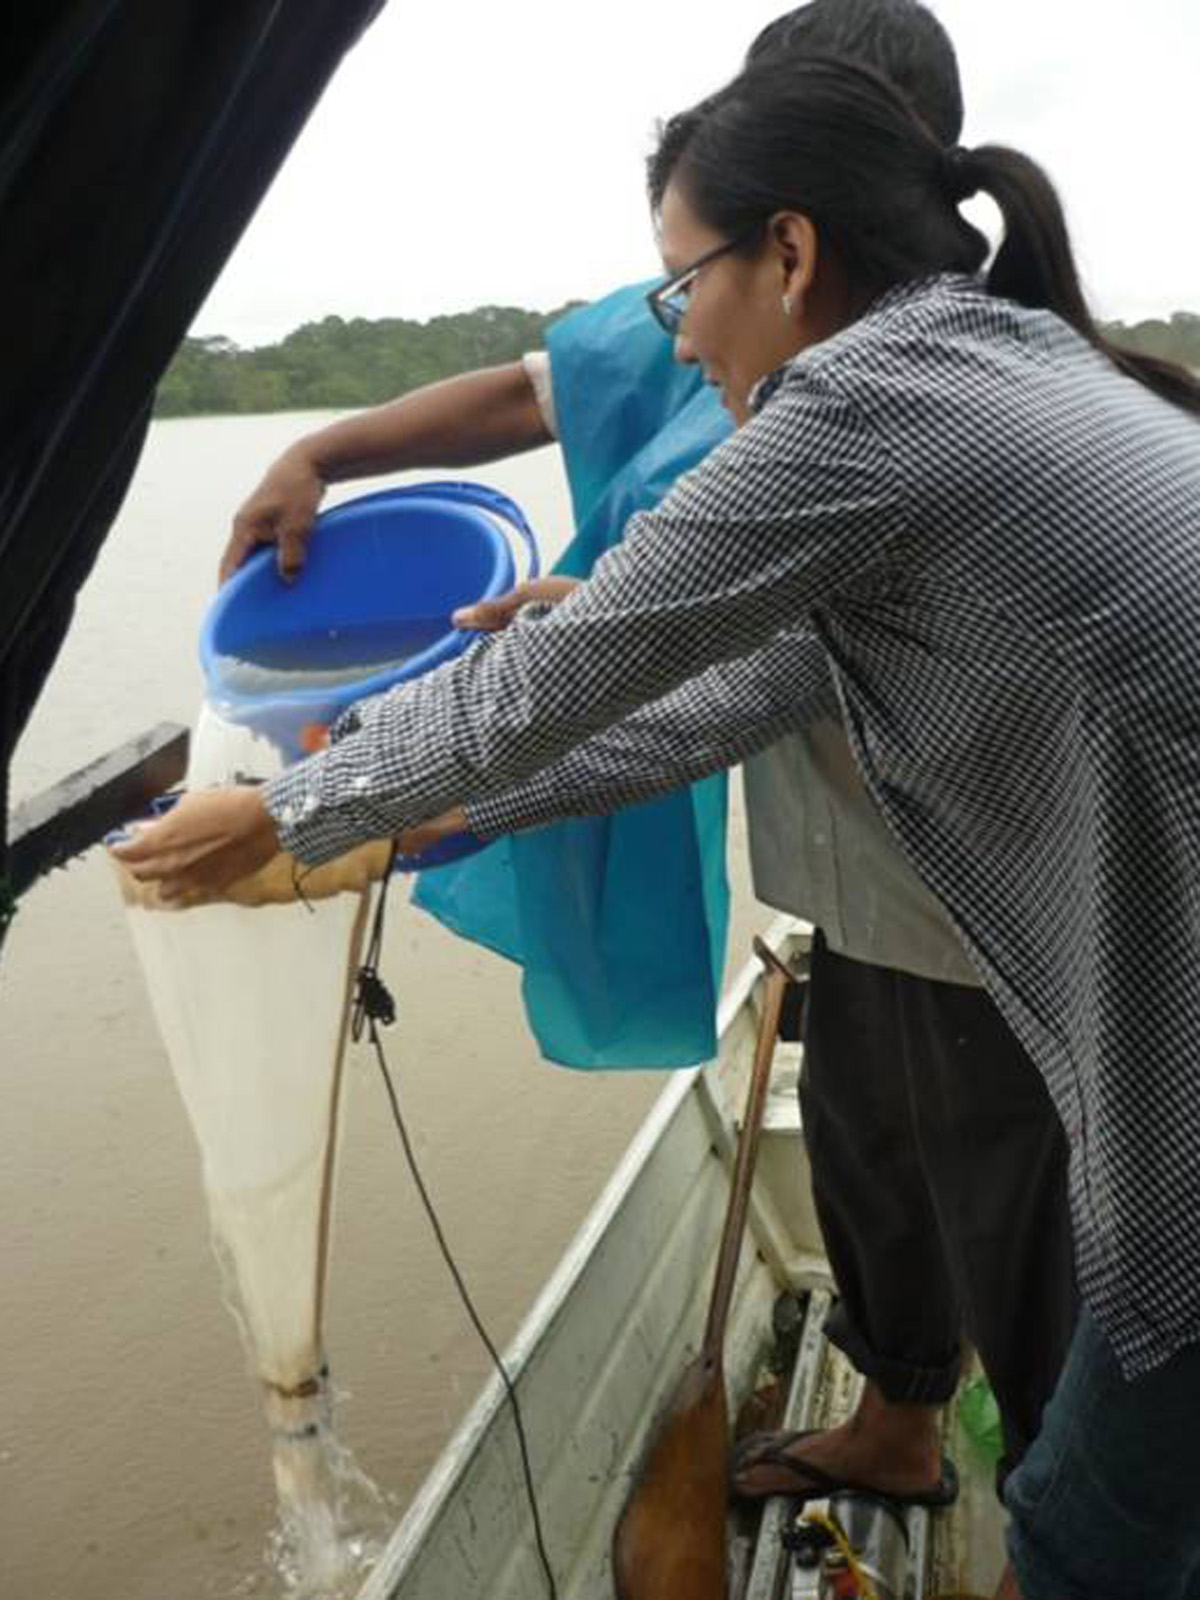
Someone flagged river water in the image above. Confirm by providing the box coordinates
[0,413,763,1600]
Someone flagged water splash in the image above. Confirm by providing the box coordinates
[263,1378,396,1599]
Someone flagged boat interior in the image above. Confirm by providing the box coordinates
[357,917,1007,1600]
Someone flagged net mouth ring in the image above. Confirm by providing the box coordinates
[263,1363,329,1401]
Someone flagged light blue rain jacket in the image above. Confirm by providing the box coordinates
[412,283,733,1068]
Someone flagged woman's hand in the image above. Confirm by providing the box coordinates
[111,787,281,902]
[452,575,580,631]
[219,446,325,584]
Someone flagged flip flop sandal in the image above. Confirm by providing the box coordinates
[731,1427,959,1508]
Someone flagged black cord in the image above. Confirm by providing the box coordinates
[352,856,559,1600]
[292,860,316,915]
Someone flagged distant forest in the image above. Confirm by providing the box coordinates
[1106,312,1200,370]
[154,304,577,416]
[154,303,1200,418]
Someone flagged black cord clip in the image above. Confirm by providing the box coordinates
[354,965,396,1033]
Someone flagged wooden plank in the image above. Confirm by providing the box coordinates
[7,721,188,898]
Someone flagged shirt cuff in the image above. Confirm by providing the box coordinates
[263,758,354,864]
[463,793,515,841]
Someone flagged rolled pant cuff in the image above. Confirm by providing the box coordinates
[824,1300,960,1405]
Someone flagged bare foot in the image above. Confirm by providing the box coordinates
[733,1380,945,1500]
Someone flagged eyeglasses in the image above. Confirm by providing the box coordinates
[645,228,761,335]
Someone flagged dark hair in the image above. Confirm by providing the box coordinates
[747,0,963,145]
[649,57,1200,420]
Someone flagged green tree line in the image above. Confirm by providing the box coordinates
[154,303,1200,418]
[1105,311,1200,369]
[154,303,579,417]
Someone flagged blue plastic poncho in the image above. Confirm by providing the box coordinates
[412,284,734,1068]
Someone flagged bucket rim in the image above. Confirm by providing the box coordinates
[198,483,524,716]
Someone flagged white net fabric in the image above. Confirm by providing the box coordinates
[112,708,389,1391]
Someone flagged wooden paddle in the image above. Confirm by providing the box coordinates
[612,938,795,1600]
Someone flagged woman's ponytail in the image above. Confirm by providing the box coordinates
[968,144,1200,419]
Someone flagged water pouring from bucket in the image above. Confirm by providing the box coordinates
[110,480,539,1594]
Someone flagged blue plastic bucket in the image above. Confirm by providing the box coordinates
[199,479,540,871]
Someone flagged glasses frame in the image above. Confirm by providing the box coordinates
[645,227,763,335]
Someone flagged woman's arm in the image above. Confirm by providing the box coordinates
[264,377,905,866]
[464,626,835,836]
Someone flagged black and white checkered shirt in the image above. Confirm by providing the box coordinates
[267,274,1200,1377]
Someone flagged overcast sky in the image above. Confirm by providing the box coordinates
[193,0,1199,348]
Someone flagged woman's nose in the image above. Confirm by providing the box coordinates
[674,328,697,365]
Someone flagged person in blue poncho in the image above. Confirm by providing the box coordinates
[212,0,1074,1555]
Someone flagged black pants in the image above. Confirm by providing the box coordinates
[800,932,1078,1476]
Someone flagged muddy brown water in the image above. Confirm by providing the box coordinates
[0,415,765,1600]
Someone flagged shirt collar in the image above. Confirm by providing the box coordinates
[748,272,981,415]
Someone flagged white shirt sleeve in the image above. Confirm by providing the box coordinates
[520,350,558,440]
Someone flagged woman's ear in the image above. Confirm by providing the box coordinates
[770,211,818,319]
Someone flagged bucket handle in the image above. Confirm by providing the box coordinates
[418,479,540,583]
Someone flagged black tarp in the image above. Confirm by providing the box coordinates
[0,0,385,942]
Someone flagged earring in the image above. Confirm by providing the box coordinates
[781,294,794,317]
